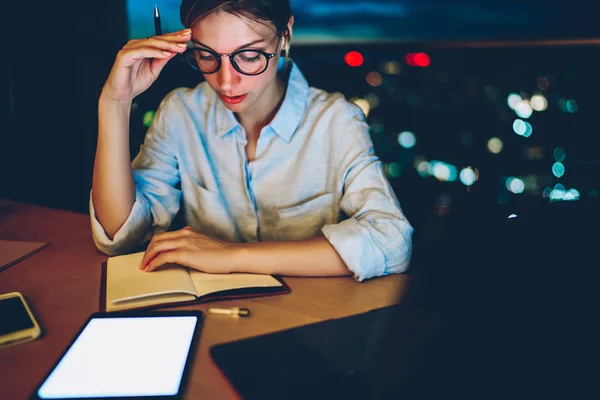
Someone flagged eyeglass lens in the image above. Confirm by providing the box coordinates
[186,50,269,75]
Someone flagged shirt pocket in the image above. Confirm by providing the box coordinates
[180,172,236,241]
[276,192,335,240]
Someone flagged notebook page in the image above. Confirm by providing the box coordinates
[188,270,282,298]
[107,252,197,305]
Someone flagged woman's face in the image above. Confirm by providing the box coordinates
[190,12,286,114]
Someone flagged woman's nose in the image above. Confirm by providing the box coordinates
[217,57,240,92]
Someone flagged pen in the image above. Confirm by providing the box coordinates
[208,307,251,317]
[154,4,162,36]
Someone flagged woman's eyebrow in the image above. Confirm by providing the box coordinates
[191,38,266,52]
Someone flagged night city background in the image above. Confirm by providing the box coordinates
[126,0,600,224]
[3,0,599,230]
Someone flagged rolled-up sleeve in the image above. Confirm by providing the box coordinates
[90,95,182,256]
[322,109,413,281]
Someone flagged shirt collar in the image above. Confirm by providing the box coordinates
[268,59,309,142]
[213,86,239,138]
[213,59,309,142]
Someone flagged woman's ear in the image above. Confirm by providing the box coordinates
[284,15,294,51]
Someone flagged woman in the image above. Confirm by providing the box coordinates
[91,0,413,281]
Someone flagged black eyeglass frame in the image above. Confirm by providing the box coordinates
[183,35,283,76]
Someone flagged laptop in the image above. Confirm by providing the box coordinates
[210,197,600,400]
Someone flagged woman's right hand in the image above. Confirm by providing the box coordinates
[101,29,192,103]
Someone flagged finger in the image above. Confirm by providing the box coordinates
[162,29,192,40]
[124,37,189,53]
[116,47,177,68]
[124,30,191,50]
[144,250,187,272]
[141,227,199,269]
[140,237,188,270]
[151,226,198,243]
[152,29,192,40]
[123,29,190,49]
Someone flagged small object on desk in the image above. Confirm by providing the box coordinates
[208,307,251,317]
[0,292,42,348]
[0,240,49,273]
[154,4,162,35]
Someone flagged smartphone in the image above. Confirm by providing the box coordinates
[0,292,42,348]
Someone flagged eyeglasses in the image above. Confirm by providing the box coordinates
[183,35,282,76]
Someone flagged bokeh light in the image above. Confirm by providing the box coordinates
[405,52,430,67]
[487,137,503,154]
[553,147,566,162]
[507,93,522,110]
[142,110,155,127]
[550,184,566,201]
[530,94,548,111]
[515,101,533,118]
[563,189,580,201]
[513,119,533,137]
[352,98,370,117]
[552,162,565,178]
[537,76,550,91]
[370,122,385,135]
[416,160,430,177]
[565,99,578,113]
[365,93,380,108]
[459,167,477,186]
[413,156,427,170]
[558,98,579,114]
[366,71,383,87]
[345,51,364,67]
[382,61,401,75]
[398,131,416,148]
[387,162,402,178]
[430,161,457,182]
[413,52,430,67]
[547,184,580,202]
[506,177,525,194]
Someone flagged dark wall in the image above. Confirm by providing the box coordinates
[2,1,128,213]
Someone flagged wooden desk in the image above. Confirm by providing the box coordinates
[0,199,407,399]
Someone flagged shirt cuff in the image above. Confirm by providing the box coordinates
[89,189,152,256]
[321,218,387,282]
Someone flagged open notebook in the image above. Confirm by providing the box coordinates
[100,252,290,312]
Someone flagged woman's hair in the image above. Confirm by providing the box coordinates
[180,1,292,35]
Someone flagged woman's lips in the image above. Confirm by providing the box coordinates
[219,93,248,104]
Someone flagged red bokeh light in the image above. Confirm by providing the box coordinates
[413,52,430,67]
[345,51,364,67]
[405,52,430,67]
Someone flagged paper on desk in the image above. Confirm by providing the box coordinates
[0,240,50,272]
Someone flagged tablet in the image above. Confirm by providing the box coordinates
[31,310,204,399]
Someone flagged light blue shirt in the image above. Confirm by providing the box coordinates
[90,60,413,281]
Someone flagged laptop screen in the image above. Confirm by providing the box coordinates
[210,198,599,399]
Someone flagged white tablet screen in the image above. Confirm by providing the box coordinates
[37,316,199,398]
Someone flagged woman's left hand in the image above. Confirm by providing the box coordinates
[139,226,238,273]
